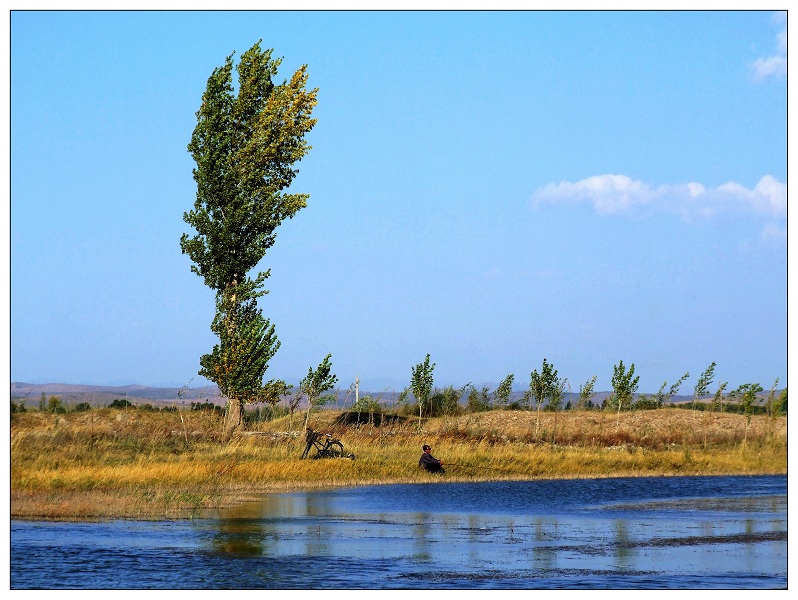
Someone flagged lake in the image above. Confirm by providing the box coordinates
[11,474,787,589]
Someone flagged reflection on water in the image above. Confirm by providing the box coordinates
[11,475,787,589]
[613,520,632,570]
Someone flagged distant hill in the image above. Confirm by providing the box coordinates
[10,382,222,407]
[10,382,715,410]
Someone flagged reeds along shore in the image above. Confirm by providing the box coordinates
[10,407,787,521]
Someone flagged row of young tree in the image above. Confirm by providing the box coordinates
[402,355,787,424]
[11,357,786,444]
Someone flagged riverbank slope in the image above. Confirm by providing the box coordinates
[10,407,786,520]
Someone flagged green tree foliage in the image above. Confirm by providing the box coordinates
[466,385,491,413]
[428,385,465,417]
[765,379,780,417]
[38,392,46,412]
[47,396,65,414]
[693,362,716,409]
[736,382,763,447]
[711,382,728,413]
[394,387,411,415]
[546,377,567,412]
[11,390,27,413]
[668,372,690,399]
[610,360,639,425]
[494,374,515,410]
[576,376,597,410]
[526,365,544,415]
[182,41,317,296]
[633,393,656,410]
[199,295,289,427]
[352,394,382,414]
[526,358,561,439]
[637,372,690,410]
[774,388,787,415]
[656,372,690,406]
[180,41,317,434]
[301,354,338,430]
[411,354,435,426]
[190,401,223,413]
[724,386,739,413]
[701,380,728,449]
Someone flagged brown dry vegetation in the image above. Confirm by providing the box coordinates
[10,406,786,521]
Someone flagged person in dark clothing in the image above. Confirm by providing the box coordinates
[418,444,444,473]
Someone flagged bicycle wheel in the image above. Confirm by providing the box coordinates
[325,441,344,458]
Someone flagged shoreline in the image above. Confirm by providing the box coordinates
[11,468,787,523]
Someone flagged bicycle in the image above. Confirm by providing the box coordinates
[301,427,354,459]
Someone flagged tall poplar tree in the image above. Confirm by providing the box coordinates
[181,41,317,434]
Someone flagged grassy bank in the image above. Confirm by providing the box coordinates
[10,407,786,521]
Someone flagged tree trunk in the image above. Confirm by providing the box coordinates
[552,411,557,445]
[303,402,312,432]
[535,403,541,440]
[223,398,243,437]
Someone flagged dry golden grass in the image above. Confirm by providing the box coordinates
[10,406,786,520]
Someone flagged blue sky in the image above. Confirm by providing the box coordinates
[9,9,788,394]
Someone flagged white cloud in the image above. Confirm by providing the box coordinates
[532,174,654,215]
[531,174,786,222]
[752,11,787,81]
[753,55,786,81]
[760,222,786,242]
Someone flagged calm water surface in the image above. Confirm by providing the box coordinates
[11,474,786,589]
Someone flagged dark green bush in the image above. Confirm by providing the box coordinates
[108,398,133,409]
[190,401,223,413]
[633,397,661,410]
[428,386,463,416]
